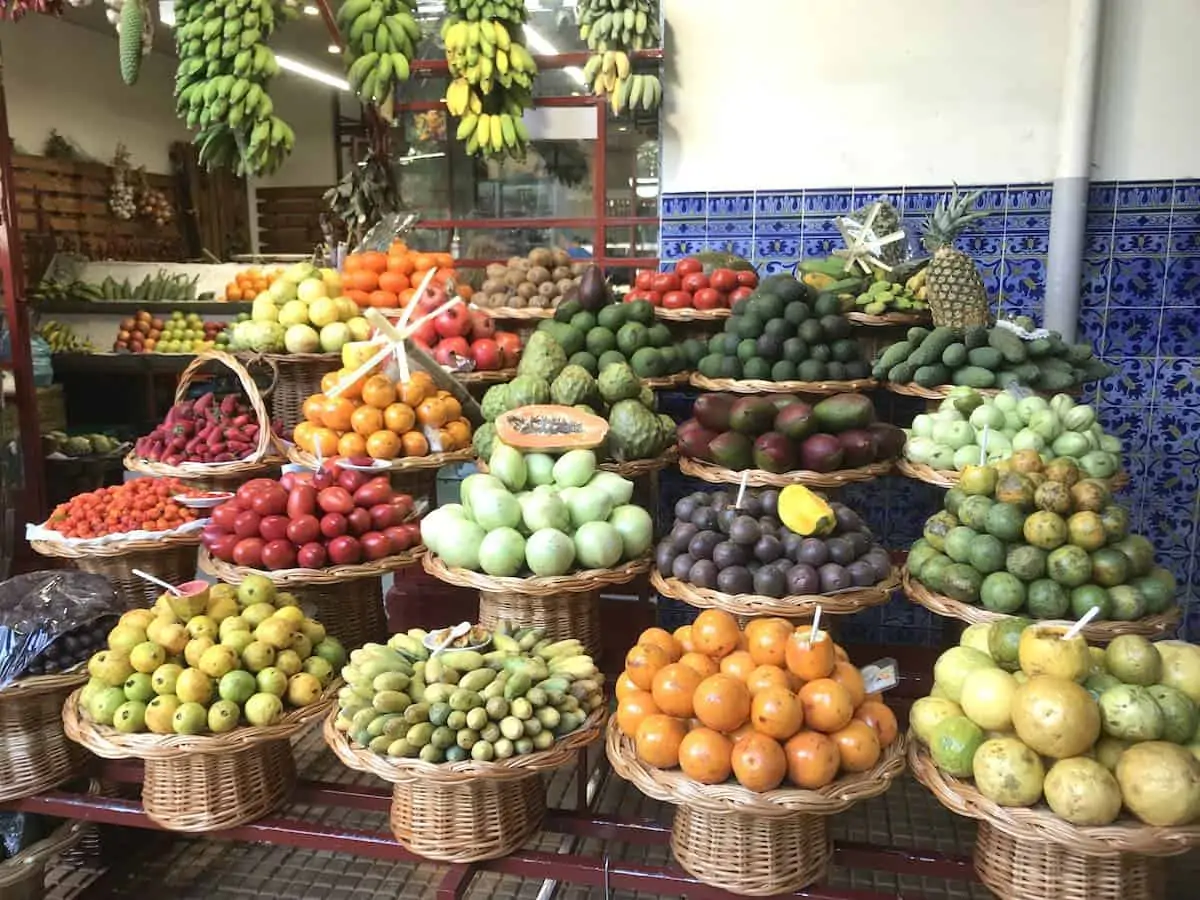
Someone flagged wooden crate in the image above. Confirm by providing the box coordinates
[256,186,326,254]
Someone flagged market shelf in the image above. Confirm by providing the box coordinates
[33,299,250,316]
[49,352,203,374]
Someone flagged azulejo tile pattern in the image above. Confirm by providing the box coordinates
[659,179,1200,642]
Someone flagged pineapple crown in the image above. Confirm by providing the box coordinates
[920,186,988,253]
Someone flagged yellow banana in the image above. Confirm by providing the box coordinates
[474,113,490,147]
[490,114,503,151]
[456,113,478,141]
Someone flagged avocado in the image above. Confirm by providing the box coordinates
[743,358,772,380]
[616,322,650,357]
[771,360,798,382]
[555,298,582,322]
[797,319,824,345]
[736,313,765,339]
[698,354,724,378]
[724,316,742,334]
[763,317,792,341]
[844,360,870,380]
[813,294,841,317]
[830,338,859,363]
[755,334,783,361]
[681,339,706,366]
[826,361,847,380]
[812,393,875,432]
[748,294,784,321]
[718,357,742,379]
[626,299,655,325]
[556,324,586,357]
[782,337,808,364]
[570,311,597,333]
[810,344,832,363]
[568,351,598,375]
[730,297,752,316]
[630,347,665,378]
[659,346,683,373]
[820,315,851,340]
[586,326,617,357]
[797,359,827,382]
[736,339,758,362]
[646,323,672,348]
[759,274,809,304]
[708,333,727,355]
[783,302,812,327]
[596,304,627,331]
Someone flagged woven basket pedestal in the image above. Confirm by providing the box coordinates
[265,355,341,433]
[974,822,1163,900]
[72,544,199,610]
[295,578,387,649]
[389,774,544,862]
[0,679,86,802]
[671,805,831,896]
[141,739,295,832]
[478,589,601,657]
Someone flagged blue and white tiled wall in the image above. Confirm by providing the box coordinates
[658,181,1200,642]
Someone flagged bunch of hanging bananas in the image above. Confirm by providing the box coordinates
[38,321,96,354]
[172,0,294,176]
[336,0,421,122]
[443,0,537,159]
[577,0,661,114]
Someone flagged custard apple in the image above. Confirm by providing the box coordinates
[516,331,567,382]
[598,362,641,404]
[607,399,664,461]
[550,365,597,407]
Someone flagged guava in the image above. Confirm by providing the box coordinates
[478,527,527,577]
[471,489,523,531]
[553,449,597,488]
[113,700,148,734]
[175,668,214,705]
[236,574,276,607]
[245,692,284,726]
[274,650,302,677]
[172,701,209,735]
[123,673,155,704]
[566,484,614,528]
[87,686,128,725]
[286,673,323,707]
[219,669,257,705]
[573,521,624,569]
[489,443,528,492]
[312,636,347,669]
[1043,757,1122,825]
[525,528,576,576]
[207,699,241,734]
[256,666,288,697]
[129,642,166,675]
[972,737,1045,806]
[608,504,653,559]
[144,695,182,734]
[151,663,183,696]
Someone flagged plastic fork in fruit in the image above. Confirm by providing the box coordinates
[132,569,181,596]
[431,621,471,658]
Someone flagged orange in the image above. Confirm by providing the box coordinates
[750,686,804,741]
[445,419,471,447]
[615,671,640,702]
[797,678,854,734]
[387,255,415,275]
[292,421,316,453]
[745,664,792,697]
[432,252,455,269]
[637,627,682,662]
[368,290,398,308]
[691,609,741,658]
[853,701,898,748]
[400,431,429,457]
[625,643,670,691]
[730,732,787,792]
[678,651,719,679]
[412,253,436,272]
[651,662,704,719]
[343,253,363,272]
[302,394,327,425]
[310,427,339,459]
[436,427,456,452]
[348,270,379,293]
[673,625,695,654]
[634,714,687,769]
[783,730,841,789]
[784,629,835,682]
[719,650,756,682]
[440,395,463,422]
[416,397,448,428]
[321,396,356,432]
[350,405,384,437]
[321,370,344,394]
[745,617,793,668]
[333,368,366,399]
[398,373,434,407]
[346,289,370,308]
[692,673,751,734]
[362,375,398,410]
[383,402,416,434]
[830,661,866,709]
[360,251,388,273]
[379,271,410,295]
[728,721,756,744]
[616,691,660,738]
[678,727,733,785]
[834,643,850,663]
[365,430,401,460]
[831,720,881,773]
[338,432,367,458]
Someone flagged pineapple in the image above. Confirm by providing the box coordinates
[849,199,906,267]
[921,188,990,326]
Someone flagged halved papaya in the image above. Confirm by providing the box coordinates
[494,405,609,453]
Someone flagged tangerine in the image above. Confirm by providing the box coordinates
[651,662,704,718]
[783,730,841,788]
[719,650,757,682]
[615,671,640,701]
[360,251,388,273]
[728,721,756,744]
[302,394,327,425]
[673,625,696,654]
[350,405,384,437]
[784,629,835,681]
[338,432,367,458]
[831,720,881,773]
[691,609,741,658]
[444,419,471,447]
[441,395,463,421]
[333,368,366,399]
[397,372,433,407]
[745,664,792,697]
[400,431,429,457]
[730,732,787,792]
[368,290,398,308]
[745,617,792,667]
[378,271,410,295]
[830,661,866,709]
[416,397,448,428]
[853,701,898,747]
[383,402,416,434]
[321,396,356,432]
[637,627,682,662]
[625,643,671,691]
[678,727,733,785]
[834,643,850,663]
[750,686,804,741]
[634,714,687,769]
[365,430,401,460]
[616,690,660,738]
[292,421,316,453]
[692,673,751,734]
[362,375,398,410]
[310,427,339,459]
[797,678,854,734]
[678,652,719,679]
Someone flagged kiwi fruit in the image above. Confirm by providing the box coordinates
[556,278,576,296]
[551,266,572,281]
[486,263,507,279]
[527,266,551,285]
[490,292,512,308]
[529,294,551,308]
[537,281,558,299]
[504,269,526,288]
[480,278,502,295]
[528,248,554,268]
[516,282,538,300]
[551,248,571,268]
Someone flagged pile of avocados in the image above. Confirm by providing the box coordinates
[696,274,870,383]
[542,297,705,379]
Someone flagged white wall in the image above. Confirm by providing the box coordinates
[662,0,1200,192]
[254,74,339,188]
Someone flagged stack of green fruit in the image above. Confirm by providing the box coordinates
[908,457,1176,623]
[335,624,604,763]
[696,274,870,383]
[853,267,929,316]
[43,432,122,458]
[542,298,700,379]
[577,0,662,114]
[912,621,1200,826]
[874,321,1112,392]
[77,576,345,737]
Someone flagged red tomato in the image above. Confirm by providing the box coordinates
[297,542,327,569]
[709,268,738,292]
[211,502,240,532]
[258,515,290,542]
[729,285,755,305]
[249,485,287,517]
[209,533,240,562]
[346,507,372,536]
[662,290,692,309]
[336,468,367,493]
[360,531,393,561]
[736,270,759,288]
[676,258,703,276]
[383,525,412,553]
[286,484,317,520]
[644,290,663,306]
[326,535,362,565]
[624,290,643,303]
[261,539,297,571]
[232,537,265,567]
[693,287,723,310]
[651,272,680,293]
[317,486,354,515]
[233,510,262,538]
[286,514,321,545]
[635,270,654,290]
[681,272,709,294]
[320,512,348,539]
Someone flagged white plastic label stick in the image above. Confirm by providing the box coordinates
[810,605,822,644]
[735,472,748,510]
[978,424,990,466]
[1063,606,1100,640]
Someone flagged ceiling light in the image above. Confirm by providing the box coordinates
[327,43,340,54]
[302,4,320,14]
[275,54,350,91]
[523,25,586,85]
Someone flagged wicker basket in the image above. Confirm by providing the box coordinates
[123,350,281,488]
[30,533,200,610]
[607,719,905,895]
[679,455,893,489]
[286,444,474,475]
[0,671,88,802]
[653,307,732,322]
[641,372,693,389]
[884,381,1086,401]
[250,352,342,433]
[198,546,424,648]
[895,458,1131,492]
[908,738,1197,900]
[323,708,604,862]
[845,311,930,327]
[689,373,878,395]
[0,815,88,900]
[902,569,1182,643]
[651,566,898,619]
[62,687,333,832]
[475,307,555,321]
[451,367,517,385]
[598,447,679,478]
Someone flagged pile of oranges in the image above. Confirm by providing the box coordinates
[294,369,473,461]
[616,610,898,792]
[341,242,472,309]
[221,268,283,302]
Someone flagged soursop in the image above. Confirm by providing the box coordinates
[639,386,655,409]
[507,374,551,409]
[517,332,568,382]
[598,362,641,404]
[550,365,597,407]
[472,422,497,459]
[607,399,665,461]
[481,384,511,422]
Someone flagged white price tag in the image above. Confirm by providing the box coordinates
[860,657,899,694]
